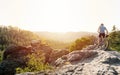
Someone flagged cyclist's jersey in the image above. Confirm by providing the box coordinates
[99,26,106,33]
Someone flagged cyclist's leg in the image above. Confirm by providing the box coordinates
[98,33,102,47]
[98,33,105,48]
[101,33,105,44]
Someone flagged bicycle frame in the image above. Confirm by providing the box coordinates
[97,35,109,50]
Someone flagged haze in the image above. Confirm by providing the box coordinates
[0,0,120,32]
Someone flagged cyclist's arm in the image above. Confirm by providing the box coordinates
[105,28,108,35]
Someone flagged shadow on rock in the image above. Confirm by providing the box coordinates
[102,56,120,65]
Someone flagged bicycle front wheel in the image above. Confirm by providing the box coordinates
[100,39,109,50]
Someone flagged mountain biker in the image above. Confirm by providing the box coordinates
[97,23,108,46]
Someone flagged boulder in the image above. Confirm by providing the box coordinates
[3,45,32,60]
[55,50,97,66]
[49,49,69,64]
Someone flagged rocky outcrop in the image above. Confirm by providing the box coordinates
[53,50,120,75]
[16,49,120,75]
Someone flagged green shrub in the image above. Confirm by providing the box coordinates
[108,30,120,51]
[0,51,3,62]
[69,35,96,52]
[16,51,53,74]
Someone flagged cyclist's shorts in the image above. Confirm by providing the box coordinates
[99,33,105,38]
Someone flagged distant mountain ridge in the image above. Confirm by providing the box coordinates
[35,31,97,42]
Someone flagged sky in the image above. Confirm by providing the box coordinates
[0,0,120,32]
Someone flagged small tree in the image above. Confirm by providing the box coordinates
[112,25,117,31]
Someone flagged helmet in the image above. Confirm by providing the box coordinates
[101,23,104,26]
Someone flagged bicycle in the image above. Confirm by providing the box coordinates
[95,34,109,50]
